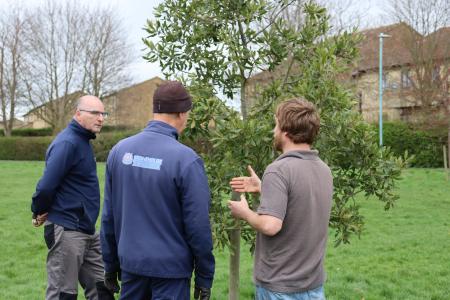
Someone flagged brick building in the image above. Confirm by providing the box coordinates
[23,77,164,129]
[245,23,450,123]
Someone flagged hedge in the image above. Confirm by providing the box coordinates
[0,126,134,136]
[0,123,446,167]
[92,130,138,161]
[0,136,53,160]
[375,122,447,168]
[0,127,53,137]
[0,130,138,162]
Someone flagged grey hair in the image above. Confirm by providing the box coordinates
[74,95,90,110]
[74,97,83,110]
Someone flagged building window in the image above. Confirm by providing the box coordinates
[382,73,387,90]
[357,92,362,114]
[382,72,398,90]
[399,106,413,122]
[432,66,441,83]
[401,69,412,88]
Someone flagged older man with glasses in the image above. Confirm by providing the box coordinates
[31,95,114,300]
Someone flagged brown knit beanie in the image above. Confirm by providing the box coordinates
[153,81,192,113]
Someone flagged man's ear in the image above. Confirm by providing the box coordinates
[282,131,291,142]
[74,110,81,121]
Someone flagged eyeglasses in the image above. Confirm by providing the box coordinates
[78,109,109,119]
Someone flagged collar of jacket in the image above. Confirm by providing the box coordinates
[69,119,96,140]
[144,120,179,140]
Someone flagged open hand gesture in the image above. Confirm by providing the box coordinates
[229,165,261,194]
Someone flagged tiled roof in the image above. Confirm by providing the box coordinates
[355,22,450,72]
[424,27,450,61]
[355,22,420,71]
[250,22,450,82]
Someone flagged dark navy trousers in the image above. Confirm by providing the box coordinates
[119,271,190,300]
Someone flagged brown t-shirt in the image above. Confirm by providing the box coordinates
[254,150,333,293]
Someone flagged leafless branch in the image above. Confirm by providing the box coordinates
[22,0,134,133]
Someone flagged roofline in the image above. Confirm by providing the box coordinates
[103,76,164,98]
[23,77,165,116]
[23,91,85,116]
[359,21,421,36]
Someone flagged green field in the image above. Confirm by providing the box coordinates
[0,161,449,299]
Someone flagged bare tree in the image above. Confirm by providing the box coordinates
[23,1,85,133]
[325,0,374,33]
[388,0,450,35]
[0,6,29,136]
[280,0,372,34]
[252,0,370,94]
[82,7,133,97]
[387,0,450,165]
[23,0,133,133]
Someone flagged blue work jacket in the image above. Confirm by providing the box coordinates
[100,121,215,288]
[31,119,100,234]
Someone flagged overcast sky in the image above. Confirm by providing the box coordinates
[106,0,164,83]
[0,0,165,83]
[0,0,391,84]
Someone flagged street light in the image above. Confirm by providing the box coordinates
[379,32,391,146]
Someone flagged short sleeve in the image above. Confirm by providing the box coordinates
[257,171,288,221]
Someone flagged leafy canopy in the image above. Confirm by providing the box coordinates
[144,0,405,247]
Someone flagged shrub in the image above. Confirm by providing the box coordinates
[99,125,136,133]
[0,127,53,137]
[92,130,139,161]
[376,122,446,167]
[0,126,135,136]
[13,128,53,137]
[0,130,139,161]
[0,137,52,160]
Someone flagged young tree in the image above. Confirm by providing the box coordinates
[387,0,450,165]
[144,2,301,297]
[0,6,29,136]
[144,0,299,119]
[23,0,133,134]
[144,1,404,298]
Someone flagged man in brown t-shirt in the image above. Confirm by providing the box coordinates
[228,98,333,300]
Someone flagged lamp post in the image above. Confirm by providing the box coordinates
[379,33,391,146]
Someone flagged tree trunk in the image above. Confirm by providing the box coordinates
[228,226,240,300]
[3,123,11,137]
[447,122,450,179]
[228,79,249,299]
[240,79,248,120]
[228,190,241,300]
[0,47,8,137]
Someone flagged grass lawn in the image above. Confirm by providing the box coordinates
[0,161,449,299]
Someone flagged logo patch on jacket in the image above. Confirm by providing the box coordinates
[122,152,163,170]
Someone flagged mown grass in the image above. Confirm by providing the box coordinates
[325,168,450,300]
[0,161,449,299]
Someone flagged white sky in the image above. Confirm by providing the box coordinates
[0,0,391,84]
[0,0,165,84]
[107,0,165,83]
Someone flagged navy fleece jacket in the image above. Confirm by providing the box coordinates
[100,121,215,288]
[31,119,100,234]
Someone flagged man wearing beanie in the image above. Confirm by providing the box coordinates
[100,81,215,300]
